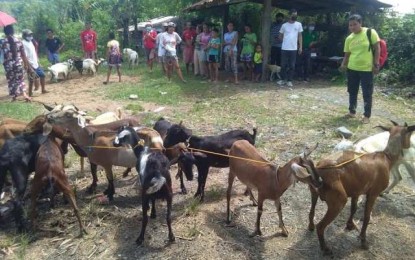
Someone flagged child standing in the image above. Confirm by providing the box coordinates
[104,32,121,84]
[253,44,263,82]
[207,28,221,83]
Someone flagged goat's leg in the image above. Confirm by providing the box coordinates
[247,188,257,206]
[30,180,43,231]
[316,191,347,255]
[250,195,264,237]
[150,198,156,219]
[80,157,85,174]
[195,167,208,202]
[136,196,149,245]
[166,195,175,242]
[56,178,87,237]
[383,166,402,194]
[275,198,288,237]
[87,163,98,194]
[345,196,359,231]
[308,185,319,231]
[103,167,115,201]
[226,173,236,224]
[122,168,132,178]
[178,168,187,194]
[360,194,378,250]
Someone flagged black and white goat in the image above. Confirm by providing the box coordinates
[113,126,175,245]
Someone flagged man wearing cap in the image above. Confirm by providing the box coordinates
[22,29,48,96]
[80,22,98,59]
[143,23,157,72]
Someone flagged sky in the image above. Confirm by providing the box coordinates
[379,0,415,14]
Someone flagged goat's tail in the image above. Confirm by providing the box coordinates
[146,176,166,194]
[116,107,123,119]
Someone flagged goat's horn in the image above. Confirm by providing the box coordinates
[377,125,391,132]
[43,103,54,111]
[390,120,399,126]
[404,122,408,127]
[304,143,319,158]
[179,120,183,126]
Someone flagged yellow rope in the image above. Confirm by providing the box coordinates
[316,153,366,169]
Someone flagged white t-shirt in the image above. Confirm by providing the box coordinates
[279,21,303,51]
[156,32,166,57]
[22,40,39,69]
[160,32,182,56]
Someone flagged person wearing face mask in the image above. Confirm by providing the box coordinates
[299,22,319,82]
[277,9,303,88]
[22,29,47,96]
[143,23,157,72]
[270,13,284,66]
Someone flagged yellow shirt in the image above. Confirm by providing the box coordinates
[344,27,379,72]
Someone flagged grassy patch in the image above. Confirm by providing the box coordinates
[183,197,201,217]
[0,102,43,121]
[125,103,144,115]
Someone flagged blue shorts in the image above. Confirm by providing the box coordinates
[48,52,59,64]
[240,53,253,62]
[208,55,219,63]
[29,67,45,81]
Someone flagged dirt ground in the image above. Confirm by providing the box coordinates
[0,72,415,260]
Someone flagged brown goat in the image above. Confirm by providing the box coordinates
[0,122,27,148]
[292,121,415,255]
[31,136,86,236]
[227,140,315,237]
[45,105,164,201]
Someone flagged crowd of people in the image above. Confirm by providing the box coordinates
[1,11,381,123]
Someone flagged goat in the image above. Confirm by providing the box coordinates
[163,123,257,201]
[113,126,175,245]
[82,58,105,76]
[86,108,123,125]
[0,121,27,148]
[46,105,162,200]
[0,133,47,231]
[227,140,316,237]
[292,121,415,255]
[31,136,86,236]
[335,131,415,194]
[153,118,190,194]
[48,59,74,82]
[123,48,139,68]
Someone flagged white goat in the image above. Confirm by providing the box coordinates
[335,131,415,193]
[82,58,105,76]
[48,59,74,82]
[123,48,139,68]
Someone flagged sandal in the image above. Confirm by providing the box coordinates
[361,117,370,124]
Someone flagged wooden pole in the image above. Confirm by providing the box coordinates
[261,0,272,81]
[221,4,230,70]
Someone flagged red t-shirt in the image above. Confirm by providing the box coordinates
[182,29,197,46]
[80,29,97,52]
[143,30,157,49]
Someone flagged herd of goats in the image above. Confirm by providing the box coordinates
[0,103,414,255]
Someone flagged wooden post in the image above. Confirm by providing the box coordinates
[261,0,272,81]
[221,4,230,70]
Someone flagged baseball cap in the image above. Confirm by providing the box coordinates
[22,29,33,36]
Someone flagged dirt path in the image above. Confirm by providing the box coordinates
[0,72,414,260]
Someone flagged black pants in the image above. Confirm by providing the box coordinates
[298,49,311,80]
[347,69,374,118]
[270,46,282,66]
[281,50,297,81]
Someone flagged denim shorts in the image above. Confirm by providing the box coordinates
[48,52,60,64]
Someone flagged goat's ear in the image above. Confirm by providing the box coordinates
[377,125,391,132]
[179,120,183,126]
[303,143,318,158]
[404,122,408,127]
[390,120,399,126]
[43,103,54,111]
[291,163,310,179]
[42,122,53,136]
[407,125,415,132]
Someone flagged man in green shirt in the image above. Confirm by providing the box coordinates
[299,22,319,82]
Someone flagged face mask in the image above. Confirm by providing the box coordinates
[146,27,151,31]
[26,36,33,41]
[309,26,315,31]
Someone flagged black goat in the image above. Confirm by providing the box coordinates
[153,118,191,194]
[163,123,257,201]
[0,133,46,231]
[114,126,175,245]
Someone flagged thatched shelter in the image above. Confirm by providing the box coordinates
[183,0,391,80]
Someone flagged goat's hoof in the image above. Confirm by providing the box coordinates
[361,240,369,250]
[345,222,358,231]
[136,238,144,246]
[86,186,96,195]
[249,230,262,237]
[169,235,175,242]
[308,224,315,232]
[280,230,289,237]
[322,248,333,256]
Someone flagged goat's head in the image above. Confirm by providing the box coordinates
[177,151,206,181]
[114,126,145,149]
[46,104,87,128]
[290,143,322,189]
[378,121,415,154]
[164,123,192,148]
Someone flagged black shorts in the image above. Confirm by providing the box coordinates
[254,63,263,74]
[208,55,219,63]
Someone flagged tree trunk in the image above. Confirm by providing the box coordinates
[122,17,130,49]
[261,0,272,81]
[221,4,230,70]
